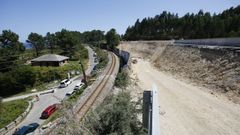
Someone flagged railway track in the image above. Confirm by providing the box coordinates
[76,52,116,120]
[44,52,117,135]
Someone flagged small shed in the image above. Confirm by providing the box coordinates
[31,54,69,67]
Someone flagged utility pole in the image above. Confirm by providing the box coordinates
[79,57,87,86]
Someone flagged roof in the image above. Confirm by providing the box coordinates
[31,54,69,62]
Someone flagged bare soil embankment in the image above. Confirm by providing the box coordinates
[119,41,240,135]
[120,41,240,103]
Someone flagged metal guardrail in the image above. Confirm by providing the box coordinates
[143,84,161,135]
[151,84,161,135]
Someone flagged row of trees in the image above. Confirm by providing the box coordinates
[27,28,120,57]
[124,6,240,40]
[82,28,120,50]
[0,28,120,72]
[27,29,84,58]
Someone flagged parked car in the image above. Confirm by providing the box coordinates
[93,65,98,71]
[74,82,84,90]
[41,104,57,119]
[93,53,97,57]
[94,57,98,63]
[65,90,75,96]
[59,79,71,88]
[13,123,39,135]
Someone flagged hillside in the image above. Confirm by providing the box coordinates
[121,41,240,103]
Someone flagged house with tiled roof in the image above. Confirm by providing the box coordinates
[31,54,69,67]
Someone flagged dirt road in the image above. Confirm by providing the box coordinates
[132,59,240,135]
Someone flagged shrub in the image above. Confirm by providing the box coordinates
[95,48,108,69]
[84,92,147,135]
[12,66,37,87]
[0,66,36,97]
[115,71,129,88]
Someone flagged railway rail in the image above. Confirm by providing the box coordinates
[76,52,116,120]
[44,52,117,135]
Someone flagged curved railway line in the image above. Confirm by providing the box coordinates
[76,52,117,120]
[45,52,117,135]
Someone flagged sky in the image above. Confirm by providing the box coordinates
[0,0,239,42]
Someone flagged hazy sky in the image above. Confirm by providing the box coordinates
[0,0,239,41]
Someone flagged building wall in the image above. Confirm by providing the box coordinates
[31,60,68,67]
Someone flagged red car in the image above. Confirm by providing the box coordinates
[41,104,57,119]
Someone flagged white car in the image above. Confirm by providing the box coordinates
[74,82,84,90]
[66,90,75,96]
[93,53,97,57]
[59,79,71,88]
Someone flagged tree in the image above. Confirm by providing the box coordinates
[27,33,45,56]
[0,66,36,97]
[124,6,240,40]
[79,59,87,86]
[45,32,57,54]
[0,30,25,72]
[105,28,120,50]
[55,29,80,58]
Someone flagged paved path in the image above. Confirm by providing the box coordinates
[6,46,96,135]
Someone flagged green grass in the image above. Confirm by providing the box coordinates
[0,99,29,129]
[68,85,87,103]
[93,47,108,69]
[115,72,129,89]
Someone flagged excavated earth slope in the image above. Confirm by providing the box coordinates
[121,41,240,103]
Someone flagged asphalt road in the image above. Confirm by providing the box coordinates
[7,46,96,135]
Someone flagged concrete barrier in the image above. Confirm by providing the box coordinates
[175,38,240,47]
[0,100,33,135]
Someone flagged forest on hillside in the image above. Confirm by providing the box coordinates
[124,6,240,40]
